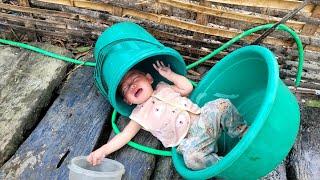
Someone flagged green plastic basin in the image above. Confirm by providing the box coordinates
[172,45,300,179]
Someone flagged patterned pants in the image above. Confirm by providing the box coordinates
[177,98,247,170]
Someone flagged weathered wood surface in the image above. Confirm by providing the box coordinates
[152,156,182,180]
[23,0,320,47]
[2,2,320,88]
[0,44,319,179]
[1,1,319,60]
[33,0,318,47]
[0,0,319,178]
[0,59,113,179]
[287,106,320,180]
[263,162,287,180]
[152,144,288,179]
[108,116,162,179]
[0,44,69,166]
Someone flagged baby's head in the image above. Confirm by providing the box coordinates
[119,69,154,105]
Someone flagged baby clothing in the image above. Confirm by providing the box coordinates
[177,98,246,170]
[129,82,247,170]
[129,81,201,147]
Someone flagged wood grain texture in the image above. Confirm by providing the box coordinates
[152,156,182,180]
[262,162,287,180]
[0,44,69,166]
[287,106,320,179]
[0,62,113,179]
[107,116,161,180]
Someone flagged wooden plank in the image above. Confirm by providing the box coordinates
[281,69,320,83]
[193,0,211,40]
[0,46,26,88]
[209,2,320,26]
[108,116,161,179]
[17,0,36,40]
[37,0,72,6]
[6,4,317,62]
[0,62,113,179]
[153,156,182,180]
[153,145,287,179]
[286,106,320,179]
[0,11,104,35]
[34,0,293,47]
[0,12,67,29]
[2,1,320,90]
[301,6,320,35]
[284,79,320,90]
[18,0,30,7]
[262,162,287,180]
[306,45,320,52]
[0,18,101,40]
[8,0,319,48]
[208,0,314,15]
[0,3,98,22]
[0,23,96,43]
[0,44,70,166]
[301,5,320,60]
[159,0,305,31]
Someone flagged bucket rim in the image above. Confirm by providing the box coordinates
[68,156,125,177]
[172,45,279,178]
[94,21,162,60]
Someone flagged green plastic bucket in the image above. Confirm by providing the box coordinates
[94,22,186,116]
[172,45,300,179]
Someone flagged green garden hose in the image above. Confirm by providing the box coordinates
[0,38,96,67]
[0,23,304,156]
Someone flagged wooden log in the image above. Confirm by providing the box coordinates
[152,156,182,180]
[0,12,67,29]
[159,0,305,31]
[302,5,320,64]
[0,3,98,22]
[284,79,320,90]
[29,0,301,47]
[286,105,320,179]
[17,0,38,40]
[0,12,102,36]
[208,0,314,16]
[2,19,318,87]
[262,162,287,180]
[0,24,94,43]
[107,116,161,179]
[209,1,320,26]
[193,0,211,40]
[285,60,320,73]
[0,43,70,166]
[301,6,320,36]
[2,1,320,90]
[9,1,320,49]
[152,145,287,179]
[29,0,192,35]
[281,68,320,83]
[0,6,107,32]
[18,0,30,6]
[0,61,113,179]
[93,0,193,20]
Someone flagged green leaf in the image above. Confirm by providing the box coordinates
[74,46,91,53]
[306,100,320,108]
